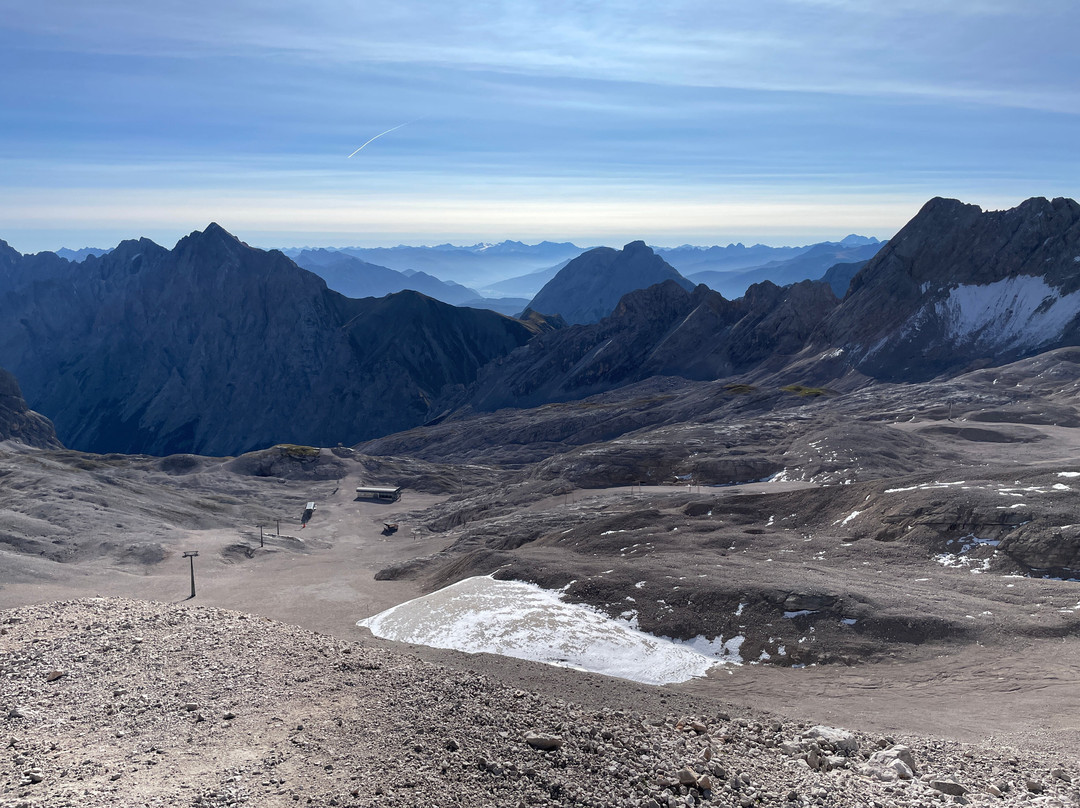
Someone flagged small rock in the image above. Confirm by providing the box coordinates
[697,774,712,791]
[861,745,917,781]
[987,785,1003,797]
[1051,769,1071,783]
[677,768,699,786]
[25,770,44,784]
[804,726,859,754]
[930,780,968,796]
[1026,779,1046,793]
[525,732,564,751]
[223,712,236,720]
[183,703,198,712]
[46,670,66,682]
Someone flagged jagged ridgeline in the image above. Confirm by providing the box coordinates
[3,197,1080,457]
[0,226,542,456]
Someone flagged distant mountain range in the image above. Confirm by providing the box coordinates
[290,248,483,306]
[281,240,588,289]
[54,247,112,262]
[49,236,885,307]
[677,237,884,299]
[7,199,1080,457]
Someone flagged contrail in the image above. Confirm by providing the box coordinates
[347,119,420,158]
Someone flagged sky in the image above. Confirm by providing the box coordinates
[2,0,1079,253]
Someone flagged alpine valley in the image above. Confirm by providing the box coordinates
[5,197,1080,808]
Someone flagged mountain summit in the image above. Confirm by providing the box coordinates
[813,196,1080,380]
[0,225,538,456]
[525,241,695,325]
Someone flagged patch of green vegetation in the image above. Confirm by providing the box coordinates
[625,394,676,406]
[780,384,830,397]
[276,444,320,458]
[723,383,757,394]
[72,457,108,471]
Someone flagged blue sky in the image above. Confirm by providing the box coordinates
[2,0,1078,253]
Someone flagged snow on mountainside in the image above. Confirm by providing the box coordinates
[810,196,1080,382]
[934,276,1080,352]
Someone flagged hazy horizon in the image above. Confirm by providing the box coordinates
[5,224,892,257]
[4,1,1077,253]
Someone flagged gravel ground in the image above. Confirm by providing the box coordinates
[3,598,1079,808]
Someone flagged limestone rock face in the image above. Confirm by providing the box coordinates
[0,366,61,449]
[0,227,536,456]
[466,278,838,412]
[813,196,1080,380]
[526,241,695,325]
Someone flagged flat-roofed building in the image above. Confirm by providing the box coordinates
[355,486,402,502]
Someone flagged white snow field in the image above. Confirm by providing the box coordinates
[936,276,1080,350]
[358,575,738,685]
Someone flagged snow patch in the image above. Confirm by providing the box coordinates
[935,276,1080,352]
[358,576,729,685]
[833,510,861,526]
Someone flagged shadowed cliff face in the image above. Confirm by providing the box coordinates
[465,278,838,412]
[0,366,60,449]
[812,197,1080,381]
[0,226,537,456]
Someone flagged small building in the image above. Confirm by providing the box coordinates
[355,485,402,502]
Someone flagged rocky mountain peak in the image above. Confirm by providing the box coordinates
[526,241,695,325]
[814,195,1080,381]
[174,222,248,258]
[0,238,21,269]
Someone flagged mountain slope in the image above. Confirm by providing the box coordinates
[657,241,809,274]
[0,365,60,448]
[526,241,695,325]
[319,240,587,287]
[466,279,838,411]
[0,226,537,456]
[811,197,1080,381]
[291,248,481,305]
[687,240,883,298]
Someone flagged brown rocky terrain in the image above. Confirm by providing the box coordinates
[3,597,1079,808]
[2,345,1080,808]
[5,201,1080,806]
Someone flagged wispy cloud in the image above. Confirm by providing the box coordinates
[3,1,1079,250]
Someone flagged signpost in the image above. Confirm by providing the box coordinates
[182,551,199,599]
